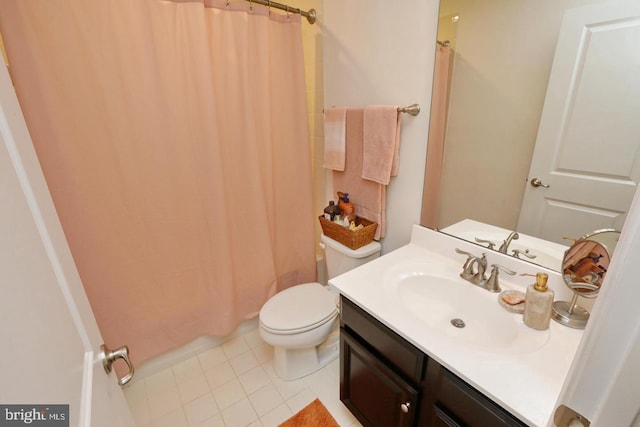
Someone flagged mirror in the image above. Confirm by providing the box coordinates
[420,0,637,271]
[580,228,621,257]
[441,219,568,271]
[552,229,619,328]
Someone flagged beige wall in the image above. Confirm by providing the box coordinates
[323,0,440,253]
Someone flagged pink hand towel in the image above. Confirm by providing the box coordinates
[322,107,347,171]
[362,105,402,185]
[333,109,387,239]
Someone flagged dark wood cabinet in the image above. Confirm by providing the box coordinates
[341,331,418,427]
[423,362,526,427]
[340,296,527,427]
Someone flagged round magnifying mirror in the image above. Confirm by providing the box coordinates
[552,236,614,329]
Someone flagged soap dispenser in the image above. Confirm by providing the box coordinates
[523,272,554,330]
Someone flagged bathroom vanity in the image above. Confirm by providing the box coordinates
[340,296,526,426]
[329,225,584,427]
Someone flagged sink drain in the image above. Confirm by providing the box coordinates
[450,318,465,328]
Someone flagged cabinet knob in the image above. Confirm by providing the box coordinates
[400,402,411,413]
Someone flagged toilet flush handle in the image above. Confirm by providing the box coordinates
[319,242,326,250]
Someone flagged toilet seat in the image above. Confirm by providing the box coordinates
[259,282,338,335]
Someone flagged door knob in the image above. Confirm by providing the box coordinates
[530,178,550,188]
[400,402,411,413]
[100,344,134,386]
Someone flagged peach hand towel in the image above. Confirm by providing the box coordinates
[333,109,386,239]
[322,107,347,171]
[362,105,402,185]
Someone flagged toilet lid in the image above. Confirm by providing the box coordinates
[260,282,338,333]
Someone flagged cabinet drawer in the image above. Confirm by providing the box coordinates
[341,296,426,382]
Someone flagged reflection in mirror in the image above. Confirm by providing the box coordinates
[580,229,621,257]
[552,229,618,329]
[441,219,567,271]
[562,240,610,297]
[421,0,640,271]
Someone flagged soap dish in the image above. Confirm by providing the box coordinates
[498,290,525,314]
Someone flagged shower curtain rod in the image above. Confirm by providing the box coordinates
[244,0,317,24]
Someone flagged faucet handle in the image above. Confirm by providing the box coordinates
[455,247,474,268]
[469,253,489,286]
[474,238,496,250]
[455,248,474,258]
[511,248,537,259]
[455,248,477,280]
[486,264,517,293]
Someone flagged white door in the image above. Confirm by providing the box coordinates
[0,62,134,426]
[517,0,640,244]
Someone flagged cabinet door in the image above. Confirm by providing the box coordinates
[341,329,419,427]
[430,405,462,427]
[424,361,527,427]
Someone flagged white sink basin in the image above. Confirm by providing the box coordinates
[388,273,549,353]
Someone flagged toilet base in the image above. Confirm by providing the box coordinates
[273,323,340,381]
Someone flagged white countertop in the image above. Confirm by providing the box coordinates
[329,225,584,427]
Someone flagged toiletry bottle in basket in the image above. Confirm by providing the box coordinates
[323,200,341,221]
[337,192,356,222]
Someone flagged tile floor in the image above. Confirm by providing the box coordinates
[124,327,362,427]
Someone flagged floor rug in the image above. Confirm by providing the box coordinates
[279,398,340,427]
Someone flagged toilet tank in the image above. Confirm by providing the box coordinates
[320,234,381,279]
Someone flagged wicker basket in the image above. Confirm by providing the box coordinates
[318,215,378,250]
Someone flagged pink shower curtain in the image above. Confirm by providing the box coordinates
[421,44,452,229]
[0,0,316,365]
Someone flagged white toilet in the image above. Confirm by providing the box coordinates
[259,234,381,380]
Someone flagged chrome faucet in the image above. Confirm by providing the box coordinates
[455,248,488,289]
[498,231,519,254]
